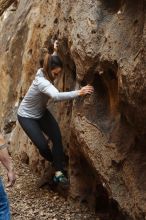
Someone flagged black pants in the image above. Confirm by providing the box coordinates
[17,110,64,171]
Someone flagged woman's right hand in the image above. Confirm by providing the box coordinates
[52,40,59,56]
[78,85,94,96]
[54,40,59,52]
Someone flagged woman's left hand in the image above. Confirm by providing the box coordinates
[78,85,94,96]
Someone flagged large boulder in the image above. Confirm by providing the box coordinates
[0,0,146,219]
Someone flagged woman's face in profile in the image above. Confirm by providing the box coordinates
[51,67,62,79]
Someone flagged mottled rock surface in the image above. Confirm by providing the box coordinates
[0,0,146,219]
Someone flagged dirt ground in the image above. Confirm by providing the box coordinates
[0,157,98,220]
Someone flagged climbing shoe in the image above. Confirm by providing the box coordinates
[52,172,69,198]
[53,173,69,186]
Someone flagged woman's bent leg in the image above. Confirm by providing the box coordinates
[17,115,53,162]
[39,110,64,171]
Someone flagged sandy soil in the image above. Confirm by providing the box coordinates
[0,157,98,220]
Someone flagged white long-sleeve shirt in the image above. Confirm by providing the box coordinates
[18,68,79,118]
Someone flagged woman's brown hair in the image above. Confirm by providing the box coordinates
[43,53,63,82]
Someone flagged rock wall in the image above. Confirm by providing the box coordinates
[0,0,146,219]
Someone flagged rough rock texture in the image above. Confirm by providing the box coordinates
[0,0,146,219]
[0,0,15,16]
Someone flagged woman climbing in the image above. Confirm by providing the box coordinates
[17,40,94,186]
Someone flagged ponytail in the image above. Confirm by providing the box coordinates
[43,53,54,82]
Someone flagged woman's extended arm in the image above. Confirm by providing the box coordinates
[38,79,79,101]
[38,78,94,101]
